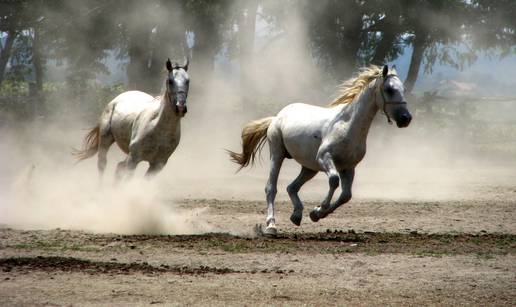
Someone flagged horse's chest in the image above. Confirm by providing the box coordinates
[139,131,180,160]
[329,138,366,169]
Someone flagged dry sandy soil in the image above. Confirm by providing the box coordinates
[1,192,515,306]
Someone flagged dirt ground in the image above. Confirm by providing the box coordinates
[1,191,515,306]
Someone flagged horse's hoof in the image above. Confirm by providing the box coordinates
[264,225,278,237]
[290,214,302,226]
[309,210,320,222]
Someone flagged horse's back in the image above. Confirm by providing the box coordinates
[111,91,157,115]
[274,103,337,134]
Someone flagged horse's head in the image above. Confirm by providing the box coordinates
[166,58,190,117]
[376,65,412,128]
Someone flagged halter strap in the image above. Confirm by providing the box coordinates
[166,90,174,105]
[377,75,407,124]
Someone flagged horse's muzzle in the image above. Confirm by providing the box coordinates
[175,104,187,117]
[396,112,412,128]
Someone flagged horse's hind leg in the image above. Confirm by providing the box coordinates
[310,152,339,222]
[264,139,286,235]
[97,133,114,179]
[287,166,317,226]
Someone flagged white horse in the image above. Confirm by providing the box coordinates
[229,65,412,235]
[74,58,190,179]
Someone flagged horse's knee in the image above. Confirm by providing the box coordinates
[328,174,339,189]
[265,184,277,196]
[286,183,299,195]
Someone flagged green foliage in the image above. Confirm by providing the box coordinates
[1,0,515,120]
[0,79,29,96]
[0,80,126,121]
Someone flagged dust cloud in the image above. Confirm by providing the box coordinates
[1,3,515,234]
[0,122,214,235]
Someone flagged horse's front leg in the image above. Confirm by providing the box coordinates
[264,154,284,236]
[310,152,339,222]
[115,151,139,183]
[145,161,166,178]
[316,169,354,220]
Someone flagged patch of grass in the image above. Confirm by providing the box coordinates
[9,240,100,252]
[11,243,33,249]
[475,252,497,260]
[221,241,251,253]
[413,250,452,258]
[200,237,297,253]
[320,247,354,254]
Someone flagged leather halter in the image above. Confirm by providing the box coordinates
[377,74,407,124]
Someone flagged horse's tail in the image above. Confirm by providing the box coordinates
[228,116,274,170]
[72,125,100,161]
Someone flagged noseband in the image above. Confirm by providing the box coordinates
[377,75,407,124]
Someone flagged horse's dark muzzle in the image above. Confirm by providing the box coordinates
[396,112,412,128]
[175,104,187,117]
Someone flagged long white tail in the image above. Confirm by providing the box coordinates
[72,125,100,161]
[227,117,274,170]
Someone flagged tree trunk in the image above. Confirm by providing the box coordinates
[238,0,258,102]
[148,21,187,94]
[371,27,397,65]
[191,20,218,87]
[0,29,18,87]
[32,26,45,115]
[127,27,152,92]
[405,33,427,94]
[33,27,43,92]
[336,11,362,81]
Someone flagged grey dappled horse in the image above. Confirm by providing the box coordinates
[229,65,412,235]
[74,58,190,179]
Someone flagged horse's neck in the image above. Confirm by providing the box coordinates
[337,85,378,141]
[155,93,180,129]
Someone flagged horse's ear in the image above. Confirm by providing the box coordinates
[166,58,173,72]
[183,57,189,71]
[382,65,388,78]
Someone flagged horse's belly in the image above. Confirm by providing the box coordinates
[275,105,330,171]
[110,112,136,153]
[283,135,322,171]
[292,156,321,171]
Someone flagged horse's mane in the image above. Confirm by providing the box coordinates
[329,65,396,107]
